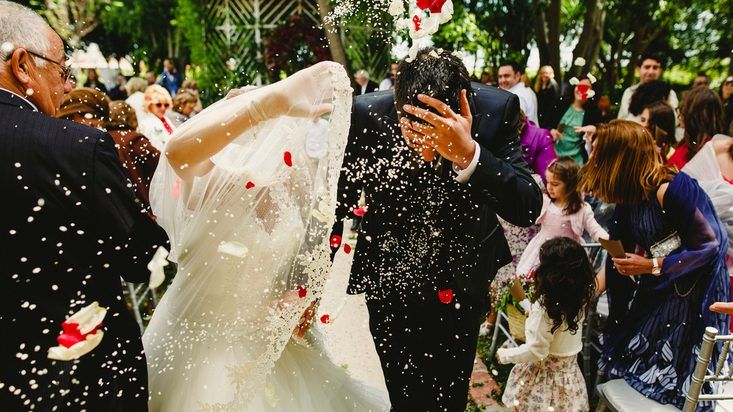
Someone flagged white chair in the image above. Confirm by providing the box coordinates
[596,327,733,411]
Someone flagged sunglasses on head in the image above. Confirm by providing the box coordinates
[154,102,170,108]
[725,78,733,86]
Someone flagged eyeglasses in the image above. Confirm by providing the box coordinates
[24,49,73,83]
[154,102,171,108]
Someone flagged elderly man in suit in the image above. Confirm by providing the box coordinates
[0,2,168,410]
[333,48,542,411]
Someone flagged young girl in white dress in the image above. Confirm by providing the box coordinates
[498,236,595,411]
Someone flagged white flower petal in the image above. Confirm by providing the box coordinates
[388,0,405,17]
[587,72,597,84]
[218,241,249,258]
[574,57,586,67]
[569,77,580,86]
[438,0,454,24]
[586,89,596,98]
[66,302,107,335]
[48,331,104,361]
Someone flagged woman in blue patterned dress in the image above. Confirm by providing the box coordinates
[580,120,730,410]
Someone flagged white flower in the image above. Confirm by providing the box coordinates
[395,18,411,31]
[147,246,169,289]
[569,77,580,86]
[586,89,596,99]
[47,302,107,361]
[388,0,405,17]
[587,72,597,84]
[48,330,104,361]
[574,57,586,67]
[438,0,454,24]
[218,240,249,258]
[68,301,107,335]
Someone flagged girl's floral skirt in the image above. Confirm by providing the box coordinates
[502,354,589,411]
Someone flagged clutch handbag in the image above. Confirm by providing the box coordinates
[649,231,681,257]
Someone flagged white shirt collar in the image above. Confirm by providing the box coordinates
[508,82,526,93]
[0,87,39,111]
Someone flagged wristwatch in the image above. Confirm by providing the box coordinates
[651,257,662,276]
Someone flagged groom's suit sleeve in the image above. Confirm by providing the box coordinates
[331,98,367,258]
[468,93,542,228]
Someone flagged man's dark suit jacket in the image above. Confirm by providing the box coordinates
[335,83,542,301]
[354,79,380,96]
[0,89,168,411]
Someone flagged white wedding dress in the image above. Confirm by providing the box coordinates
[142,62,389,412]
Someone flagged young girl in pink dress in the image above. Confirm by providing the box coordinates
[511,157,608,311]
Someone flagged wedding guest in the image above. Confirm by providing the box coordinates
[534,65,559,129]
[83,68,107,94]
[667,87,726,169]
[519,111,557,182]
[167,90,197,127]
[618,54,678,120]
[124,76,149,122]
[549,75,601,165]
[505,157,608,311]
[639,101,676,162]
[498,237,595,411]
[379,63,398,91]
[581,120,729,409]
[55,87,110,129]
[181,78,203,114]
[0,2,168,410]
[692,72,710,89]
[598,96,615,123]
[479,70,495,86]
[107,73,128,100]
[139,84,175,150]
[721,75,733,129]
[146,71,157,85]
[353,69,379,95]
[107,101,160,214]
[626,79,673,123]
[159,58,182,95]
[498,60,538,124]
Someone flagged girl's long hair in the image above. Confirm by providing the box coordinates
[534,237,596,334]
[547,157,583,214]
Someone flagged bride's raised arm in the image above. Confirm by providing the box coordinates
[165,62,336,180]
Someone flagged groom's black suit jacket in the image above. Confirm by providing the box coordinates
[336,83,542,301]
[0,89,168,411]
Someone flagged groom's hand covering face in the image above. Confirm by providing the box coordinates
[399,90,475,169]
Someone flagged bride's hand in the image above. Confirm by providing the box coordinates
[261,62,341,119]
[294,300,318,338]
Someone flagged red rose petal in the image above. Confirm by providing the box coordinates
[353,207,367,217]
[297,285,307,298]
[245,181,255,189]
[438,289,454,304]
[330,234,342,249]
[320,314,330,324]
[57,333,83,348]
[412,15,421,31]
[343,244,352,254]
[284,151,293,167]
[416,0,447,13]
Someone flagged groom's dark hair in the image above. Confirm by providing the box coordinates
[394,48,472,122]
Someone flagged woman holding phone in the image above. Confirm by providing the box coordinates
[580,120,729,410]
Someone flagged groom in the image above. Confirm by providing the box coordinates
[333,48,542,410]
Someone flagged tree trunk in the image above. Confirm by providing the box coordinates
[570,0,606,78]
[317,0,352,77]
[547,0,561,78]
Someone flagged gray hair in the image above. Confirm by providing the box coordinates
[355,69,370,80]
[125,77,148,95]
[0,1,52,66]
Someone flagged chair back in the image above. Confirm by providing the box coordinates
[683,327,733,411]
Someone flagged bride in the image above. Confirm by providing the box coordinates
[142,62,389,411]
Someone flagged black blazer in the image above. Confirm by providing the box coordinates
[354,80,380,96]
[335,83,542,300]
[0,90,168,411]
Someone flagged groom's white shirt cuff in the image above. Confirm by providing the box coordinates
[452,141,480,184]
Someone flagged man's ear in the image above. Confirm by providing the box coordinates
[10,49,33,86]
